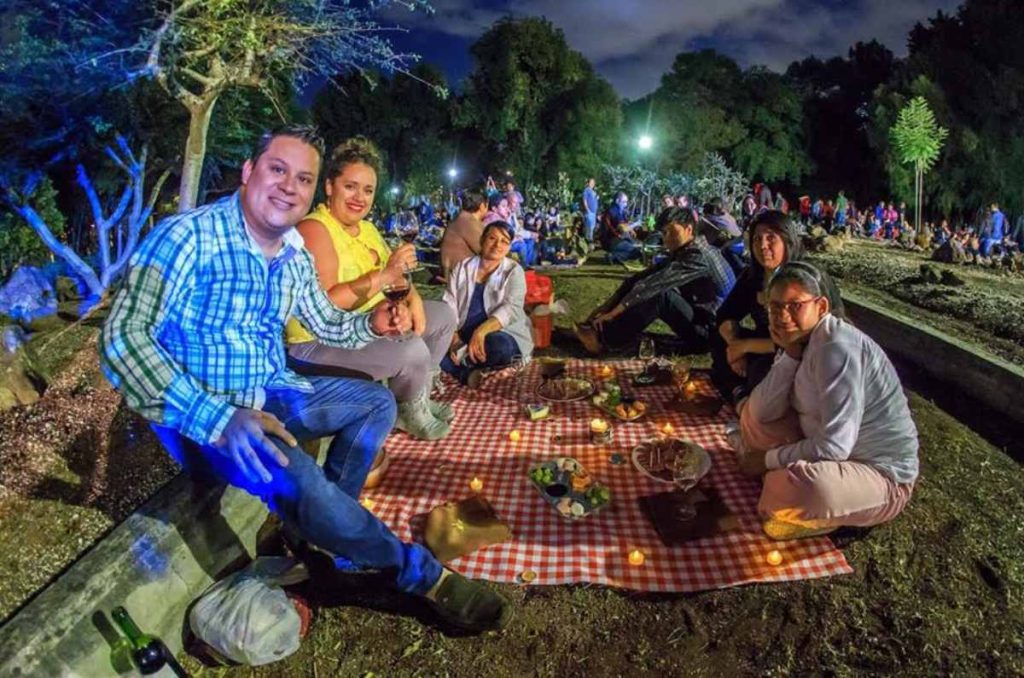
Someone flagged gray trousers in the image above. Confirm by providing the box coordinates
[287,299,457,402]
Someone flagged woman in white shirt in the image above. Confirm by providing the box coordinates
[441,221,534,386]
[736,261,919,540]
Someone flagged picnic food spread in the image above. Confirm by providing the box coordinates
[536,377,595,402]
[528,457,612,519]
[631,437,712,488]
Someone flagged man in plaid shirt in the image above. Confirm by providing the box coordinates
[101,125,511,632]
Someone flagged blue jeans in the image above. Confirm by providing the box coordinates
[440,331,521,383]
[606,238,642,264]
[509,240,535,266]
[152,376,442,595]
[583,213,597,241]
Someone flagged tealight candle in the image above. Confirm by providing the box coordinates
[469,477,484,493]
[684,381,698,401]
[590,418,611,444]
[509,429,521,443]
[598,365,614,378]
[628,549,645,566]
[360,498,376,510]
[661,422,675,435]
[766,549,783,566]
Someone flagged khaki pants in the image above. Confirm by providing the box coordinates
[739,400,914,530]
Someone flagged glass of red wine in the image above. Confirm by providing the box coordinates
[382,269,413,335]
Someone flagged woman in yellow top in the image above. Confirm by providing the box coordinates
[286,137,457,440]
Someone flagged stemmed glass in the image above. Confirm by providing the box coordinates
[638,336,656,368]
[381,267,412,336]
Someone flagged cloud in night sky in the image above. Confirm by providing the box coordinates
[380,0,962,99]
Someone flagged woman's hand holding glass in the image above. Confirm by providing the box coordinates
[383,243,418,286]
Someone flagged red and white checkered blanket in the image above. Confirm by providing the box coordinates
[365,359,852,593]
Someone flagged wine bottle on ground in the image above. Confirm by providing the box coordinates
[111,606,190,677]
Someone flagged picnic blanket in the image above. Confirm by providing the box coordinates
[365,359,852,593]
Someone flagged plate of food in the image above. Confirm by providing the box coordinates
[528,457,611,520]
[536,377,595,402]
[592,391,647,421]
[631,437,712,489]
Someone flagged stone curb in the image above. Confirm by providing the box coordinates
[0,473,267,677]
[841,290,1024,423]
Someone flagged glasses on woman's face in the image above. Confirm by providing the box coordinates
[767,296,820,317]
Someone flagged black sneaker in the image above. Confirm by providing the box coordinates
[425,571,512,631]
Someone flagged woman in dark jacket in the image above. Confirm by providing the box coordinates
[711,210,842,404]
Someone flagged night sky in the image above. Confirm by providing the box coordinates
[375,0,962,99]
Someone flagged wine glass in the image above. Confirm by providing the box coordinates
[638,336,656,370]
[381,273,412,336]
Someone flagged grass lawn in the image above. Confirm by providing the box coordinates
[0,259,1020,674]
[170,259,1022,677]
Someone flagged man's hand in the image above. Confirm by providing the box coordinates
[370,300,412,336]
[592,304,624,329]
[214,409,296,484]
[737,448,768,477]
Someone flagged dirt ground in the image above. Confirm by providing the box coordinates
[0,259,1021,675]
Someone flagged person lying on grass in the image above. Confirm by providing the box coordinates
[734,261,919,541]
[575,207,735,356]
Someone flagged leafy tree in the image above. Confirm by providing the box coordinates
[890,96,947,231]
[2,136,170,300]
[312,64,452,203]
[0,177,65,280]
[101,0,431,211]
[459,17,622,189]
[787,41,896,201]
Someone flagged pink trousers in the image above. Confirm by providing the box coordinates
[739,401,914,529]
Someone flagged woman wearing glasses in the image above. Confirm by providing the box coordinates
[735,261,919,540]
[285,137,457,441]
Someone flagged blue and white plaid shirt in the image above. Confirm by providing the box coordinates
[101,192,376,445]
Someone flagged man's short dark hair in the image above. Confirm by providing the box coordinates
[251,124,325,164]
[462,190,486,213]
[656,207,696,231]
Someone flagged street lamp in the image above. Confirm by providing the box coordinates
[638,135,653,151]
[447,167,457,179]
[390,186,400,196]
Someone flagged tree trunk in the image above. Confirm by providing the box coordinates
[177,95,219,212]
[15,205,103,296]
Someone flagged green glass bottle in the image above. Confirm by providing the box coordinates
[111,606,189,677]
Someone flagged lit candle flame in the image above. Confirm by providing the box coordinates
[662,422,675,435]
[509,429,521,442]
[469,477,484,492]
[590,418,609,433]
[628,549,645,566]
[766,550,783,566]
[361,498,375,510]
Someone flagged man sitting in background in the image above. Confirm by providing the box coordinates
[576,207,736,355]
[439,190,487,281]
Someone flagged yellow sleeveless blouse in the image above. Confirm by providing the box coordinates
[284,204,391,344]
